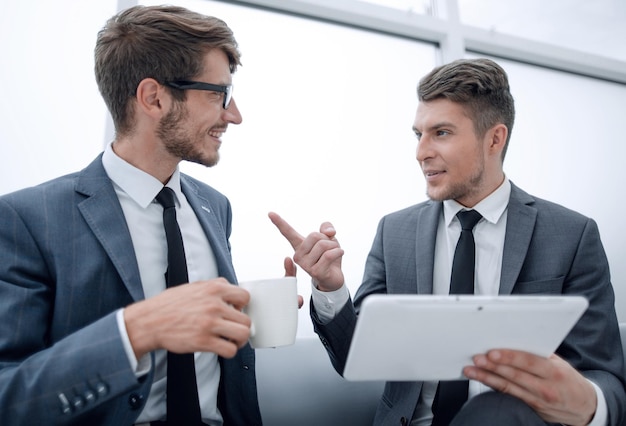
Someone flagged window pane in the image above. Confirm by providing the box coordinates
[459,0,626,62]
[0,0,117,194]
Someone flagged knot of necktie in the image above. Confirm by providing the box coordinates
[156,187,176,210]
[456,209,482,231]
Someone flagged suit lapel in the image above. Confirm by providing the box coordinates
[181,177,237,283]
[73,158,236,302]
[499,183,537,295]
[75,155,145,301]
[416,201,441,295]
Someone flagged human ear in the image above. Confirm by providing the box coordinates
[135,78,169,119]
[488,123,508,156]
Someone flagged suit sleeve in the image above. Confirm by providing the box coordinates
[0,197,148,425]
[557,218,626,426]
[311,216,389,375]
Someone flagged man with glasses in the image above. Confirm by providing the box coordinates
[0,5,268,425]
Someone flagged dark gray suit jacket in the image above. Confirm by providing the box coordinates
[0,155,262,425]
[313,183,626,425]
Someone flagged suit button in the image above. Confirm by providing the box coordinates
[400,417,408,426]
[72,395,84,410]
[95,382,108,397]
[58,393,71,414]
[128,393,144,410]
[84,389,96,404]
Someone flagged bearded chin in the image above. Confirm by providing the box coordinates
[157,105,220,168]
[186,152,219,168]
[426,167,484,202]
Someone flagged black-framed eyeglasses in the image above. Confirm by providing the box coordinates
[165,80,233,110]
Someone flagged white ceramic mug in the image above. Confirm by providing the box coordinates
[239,276,298,348]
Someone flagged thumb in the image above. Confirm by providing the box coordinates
[283,256,297,277]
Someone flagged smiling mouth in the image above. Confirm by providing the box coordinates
[209,129,224,140]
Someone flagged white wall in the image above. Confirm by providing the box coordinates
[1,0,624,337]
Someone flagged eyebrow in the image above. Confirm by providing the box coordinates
[413,121,457,133]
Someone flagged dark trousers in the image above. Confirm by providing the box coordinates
[450,391,558,426]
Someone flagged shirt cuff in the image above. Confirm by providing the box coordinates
[585,379,608,426]
[116,309,151,377]
[310,281,350,324]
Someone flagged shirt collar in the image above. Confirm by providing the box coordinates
[102,142,183,209]
[443,177,511,227]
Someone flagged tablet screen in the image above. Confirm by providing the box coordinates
[343,295,588,381]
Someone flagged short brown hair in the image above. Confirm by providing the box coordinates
[418,58,515,160]
[94,5,241,136]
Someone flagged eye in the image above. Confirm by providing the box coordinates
[436,129,450,137]
[207,91,223,101]
[414,131,422,141]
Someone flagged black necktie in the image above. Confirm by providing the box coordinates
[156,187,202,426]
[432,209,482,426]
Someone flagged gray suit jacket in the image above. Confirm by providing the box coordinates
[312,183,626,425]
[0,155,262,425]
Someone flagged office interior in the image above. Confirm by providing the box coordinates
[1,0,625,338]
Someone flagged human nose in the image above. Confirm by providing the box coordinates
[416,135,432,162]
[223,97,242,124]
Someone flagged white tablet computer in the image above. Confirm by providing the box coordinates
[342,294,588,381]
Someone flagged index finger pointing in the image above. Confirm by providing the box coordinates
[268,211,305,250]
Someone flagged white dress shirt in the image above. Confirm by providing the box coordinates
[102,143,222,425]
[312,178,607,425]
